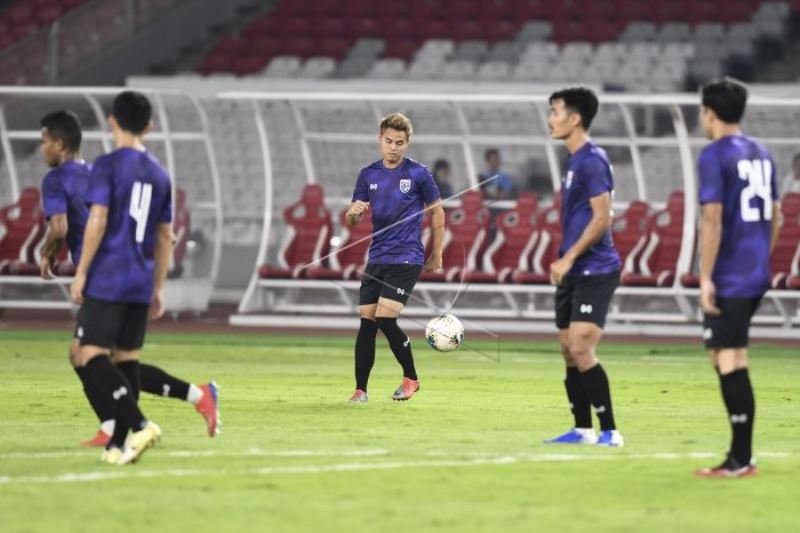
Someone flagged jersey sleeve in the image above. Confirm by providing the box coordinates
[41,172,66,218]
[580,156,613,198]
[418,167,441,203]
[159,182,173,224]
[698,148,724,205]
[351,169,369,202]
[769,155,779,201]
[85,156,112,207]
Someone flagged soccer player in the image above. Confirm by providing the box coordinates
[694,79,780,478]
[39,110,220,449]
[67,91,176,464]
[346,112,445,403]
[544,87,624,447]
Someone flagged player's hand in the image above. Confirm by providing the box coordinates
[69,273,86,304]
[347,201,370,224]
[549,257,573,286]
[40,256,55,280]
[424,252,443,272]
[700,278,721,316]
[150,290,166,320]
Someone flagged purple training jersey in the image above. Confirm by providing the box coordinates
[41,159,90,264]
[698,135,777,298]
[84,148,172,304]
[559,141,621,277]
[352,157,440,265]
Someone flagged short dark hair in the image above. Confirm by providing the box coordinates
[484,148,499,161]
[549,87,599,130]
[112,90,152,134]
[702,78,748,124]
[40,110,82,152]
[433,159,450,173]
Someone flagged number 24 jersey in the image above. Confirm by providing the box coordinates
[698,135,777,298]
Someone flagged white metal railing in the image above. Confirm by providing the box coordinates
[219,91,800,335]
[0,86,223,313]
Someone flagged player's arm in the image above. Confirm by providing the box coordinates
[550,192,612,285]
[150,222,173,320]
[39,214,67,279]
[69,204,108,304]
[699,202,723,315]
[770,201,782,255]
[424,200,445,272]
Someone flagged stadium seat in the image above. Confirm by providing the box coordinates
[305,207,373,281]
[0,187,44,275]
[612,200,650,267]
[169,188,190,279]
[257,184,333,279]
[621,191,684,287]
[420,190,490,282]
[478,192,540,283]
[770,193,800,289]
[515,194,562,284]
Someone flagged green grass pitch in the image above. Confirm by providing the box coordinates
[0,329,798,533]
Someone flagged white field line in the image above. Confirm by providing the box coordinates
[0,451,791,486]
[0,448,391,460]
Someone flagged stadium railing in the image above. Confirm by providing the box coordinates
[0,86,223,314]
[220,91,800,337]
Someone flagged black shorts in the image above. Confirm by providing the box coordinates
[74,296,150,350]
[359,263,423,306]
[703,297,762,349]
[555,271,619,330]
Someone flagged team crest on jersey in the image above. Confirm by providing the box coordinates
[399,178,411,193]
[564,171,574,189]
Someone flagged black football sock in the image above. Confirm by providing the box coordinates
[82,356,147,448]
[376,317,418,381]
[355,318,378,392]
[719,368,755,465]
[111,361,141,449]
[140,363,191,400]
[565,366,592,428]
[74,365,114,423]
[579,364,617,431]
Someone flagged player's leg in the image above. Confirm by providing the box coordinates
[350,265,381,402]
[376,264,423,401]
[545,279,596,444]
[697,298,758,477]
[570,272,622,447]
[70,337,115,446]
[139,364,220,436]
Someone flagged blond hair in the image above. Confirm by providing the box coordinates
[379,112,413,138]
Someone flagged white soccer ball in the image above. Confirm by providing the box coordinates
[425,314,464,353]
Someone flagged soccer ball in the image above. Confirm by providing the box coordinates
[425,314,464,352]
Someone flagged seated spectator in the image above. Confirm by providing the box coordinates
[781,153,800,195]
[432,159,454,199]
[479,148,514,200]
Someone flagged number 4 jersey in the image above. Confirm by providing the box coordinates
[84,147,172,304]
[698,134,778,298]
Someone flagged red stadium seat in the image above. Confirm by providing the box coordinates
[258,184,333,279]
[478,192,540,283]
[307,208,373,280]
[478,0,515,20]
[0,188,45,275]
[420,190,490,282]
[770,193,800,289]
[612,200,650,268]
[515,194,561,284]
[511,0,550,19]
[621,191,684,287]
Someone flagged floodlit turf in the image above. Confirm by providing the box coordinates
[0,329,798,533]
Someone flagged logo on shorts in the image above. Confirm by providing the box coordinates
[77,327,84,338]
[396,287,406,296]
[369,183,378,190]
[579,304,593,314]
[399,179,411,194]
[703,328,713,340]
[565,171,574,190]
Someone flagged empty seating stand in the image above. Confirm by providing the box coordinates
[0,188,44,275]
